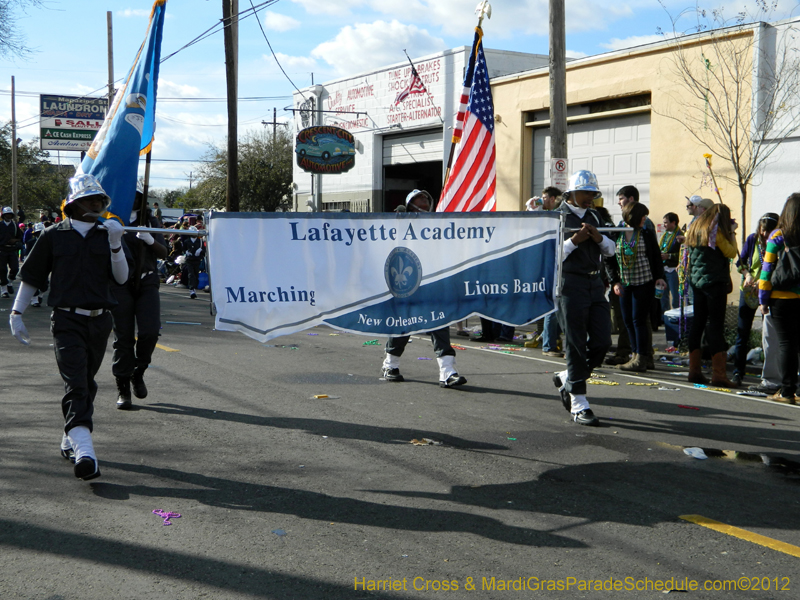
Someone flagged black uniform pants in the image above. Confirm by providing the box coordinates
[0,249,19,285]
[386,327,455,358]
[557,273,612,396]
[185,259,200,290]
[111,279,161,377]
[51,310,113,433]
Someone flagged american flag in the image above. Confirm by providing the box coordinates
[394,65,426,105]
[437,29,496,212]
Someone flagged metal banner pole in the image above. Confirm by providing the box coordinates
[121,226,207,236]
[554,212,565,300]
[564,227,632,233]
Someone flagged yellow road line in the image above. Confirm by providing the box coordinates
[680,515,800,558]
[155,343,180,352]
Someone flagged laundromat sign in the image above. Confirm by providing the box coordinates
[295,126,356,174]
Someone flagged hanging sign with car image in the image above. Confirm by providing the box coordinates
[295,126,356,174]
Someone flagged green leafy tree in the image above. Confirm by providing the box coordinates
[0,123,71,218]
[161,188,188,208]
[193,127,292,212]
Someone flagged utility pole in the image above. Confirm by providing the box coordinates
[11,76,18,215]
[222,0,239,212]
[261,107,280,146]
[549,0,568,183]
[107,11,115,107]
[311,85,324,212]
[188,171,194,190]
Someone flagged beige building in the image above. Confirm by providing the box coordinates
[490,25,774,233]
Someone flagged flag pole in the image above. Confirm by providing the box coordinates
[402,50,443,124]
[142,151,153,212]
[703,153,725,204]
[442,2,492,189]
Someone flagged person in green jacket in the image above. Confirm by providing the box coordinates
[685,203,739,388]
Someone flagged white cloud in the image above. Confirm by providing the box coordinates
[158,80,202,98]
[263,11,301,32]
[566,50,588,59]
[70,84,100,96]
[291,0,366,17]
[268,53,318,71]
[311,20,445,76]
[117,9,150,18]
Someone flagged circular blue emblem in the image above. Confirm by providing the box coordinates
[384,247,422,298]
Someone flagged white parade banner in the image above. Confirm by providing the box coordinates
[207,211,561,343]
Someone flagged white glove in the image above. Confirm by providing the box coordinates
[9,313,30,345]
[195,248,202,256]
[136,231,155,245]
[102,219,124,248]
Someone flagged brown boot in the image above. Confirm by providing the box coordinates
[711,352,739,388]
[619,353,648,372]
[687,349,708,384]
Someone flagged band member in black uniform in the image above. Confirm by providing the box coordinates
[183,226,204,299]
[0,206,23,297]
[9,174,130,480]
[111,185,168,409]
[552,171,616,426]
[380,190,467,388]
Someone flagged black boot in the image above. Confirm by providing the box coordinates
[116,377,132,409]
[132,367,148,399]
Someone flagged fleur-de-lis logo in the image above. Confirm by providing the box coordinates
[390,256,414,290]
[384,247,422,298]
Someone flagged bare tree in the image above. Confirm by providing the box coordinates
[0,1,43,60]
[658,2,800,245]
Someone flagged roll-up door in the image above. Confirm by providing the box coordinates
[383,129,443,165]
[533,113,650,222]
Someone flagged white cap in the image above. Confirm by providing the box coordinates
[404,189,434,207]
[2,206,13,215]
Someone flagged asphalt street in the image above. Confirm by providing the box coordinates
[1,286,799,600]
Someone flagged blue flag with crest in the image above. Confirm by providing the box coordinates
[77,0,167,225]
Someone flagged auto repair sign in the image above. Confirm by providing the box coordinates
[295,126,356,174]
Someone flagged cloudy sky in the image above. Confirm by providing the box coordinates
[1,0,797,190]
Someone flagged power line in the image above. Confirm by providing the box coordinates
[248,0,308,102]
[5,0,284,130]
[1,91,291,102]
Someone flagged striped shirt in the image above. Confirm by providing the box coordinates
[758,228,800,304]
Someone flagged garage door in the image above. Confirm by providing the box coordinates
[533,113,650,222]
[383,129,444,165]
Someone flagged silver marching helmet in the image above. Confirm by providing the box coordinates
[404,189,434,212]
[2,206,14,215]
[566,170,602,199]
[66,174,111,210]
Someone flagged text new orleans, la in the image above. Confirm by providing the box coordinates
[289,221,496,246]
